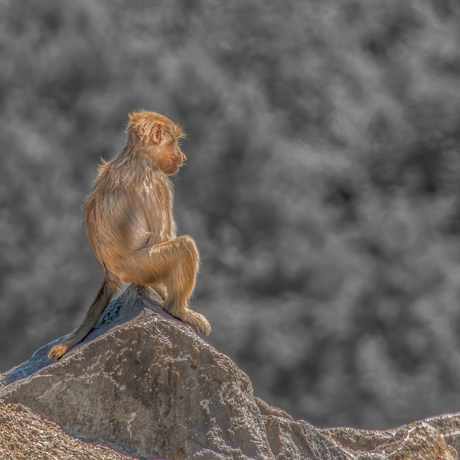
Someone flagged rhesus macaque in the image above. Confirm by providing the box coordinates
[48,110,211,360]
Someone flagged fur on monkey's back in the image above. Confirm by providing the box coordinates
[85,155,175,267]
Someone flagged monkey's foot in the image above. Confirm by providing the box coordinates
[181,308,211,336]
[162,300,211,335]
[48,343,69,360]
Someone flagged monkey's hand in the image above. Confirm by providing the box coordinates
[48,343,69,360]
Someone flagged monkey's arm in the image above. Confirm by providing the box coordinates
[141,177,177,245]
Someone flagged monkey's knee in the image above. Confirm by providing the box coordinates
[177,235,199,263]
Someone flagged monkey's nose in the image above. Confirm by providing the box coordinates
[182,153,187,162]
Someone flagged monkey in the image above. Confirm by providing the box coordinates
[48,110,211,360]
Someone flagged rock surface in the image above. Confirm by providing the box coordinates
[0,399,132,460]
[1,285,459,459]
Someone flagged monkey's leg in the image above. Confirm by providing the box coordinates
[131,236,211,335]
[151,283,167,301]
[48,272,121,359]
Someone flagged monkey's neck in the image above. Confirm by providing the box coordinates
[116,147,165,177]
[120,141,158,162]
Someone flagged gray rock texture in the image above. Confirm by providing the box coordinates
[0,399,132,460]
[1,285,460,459]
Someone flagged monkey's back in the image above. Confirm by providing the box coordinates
[84,156,175,272]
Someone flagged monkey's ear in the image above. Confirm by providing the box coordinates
[151,123,163,144]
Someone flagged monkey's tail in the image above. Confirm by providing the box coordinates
[48,272,121,360]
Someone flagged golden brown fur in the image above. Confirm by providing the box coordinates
[48,110,210,360]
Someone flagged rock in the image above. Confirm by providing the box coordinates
[1,284,459,459]
[0,399,132,459]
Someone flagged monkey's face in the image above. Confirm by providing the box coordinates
[154,141,187,175]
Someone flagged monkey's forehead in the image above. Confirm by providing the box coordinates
[127,110,184,138]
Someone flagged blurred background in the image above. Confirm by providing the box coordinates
[1,0,460,430]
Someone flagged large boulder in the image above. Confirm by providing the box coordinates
[1,285,459,459]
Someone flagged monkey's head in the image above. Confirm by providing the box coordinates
[126,110,187,175]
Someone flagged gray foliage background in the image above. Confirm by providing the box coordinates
[2,0,460,430]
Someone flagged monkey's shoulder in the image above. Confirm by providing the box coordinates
[129,163,173,196]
